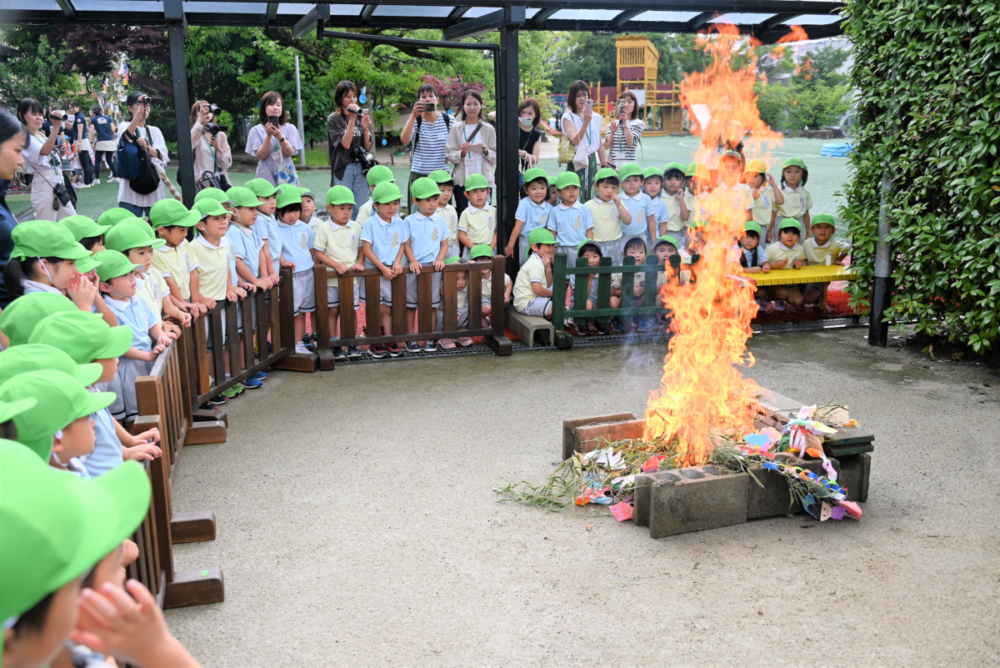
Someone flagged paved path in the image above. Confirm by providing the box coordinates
[167,329,1000,666]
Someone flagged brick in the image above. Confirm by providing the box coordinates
[572,418,645,455]
[562,413,635,460]
[747,456,838,520]
[633,470,681,527]
[648,466,749,539]
[836,453,871,502]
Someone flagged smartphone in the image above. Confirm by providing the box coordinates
[420,102,436,113]
[362,108,370,116]
[585,99,594,113]
[267,115,279,126]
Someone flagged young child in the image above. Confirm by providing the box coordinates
[355,164,395,228]
[739,221,771,304]
[314,185,364,360]
[770,157,812,241]
[469,243,511,323]
[610,235,650,331]
[4,220,95,301]
[512,227,556,320]
[618,163,657,242]
[403,177,449,353]
[765,218,812,307]
[710,150,754,225]
[803,213,849,266]
[226,186,277,293]
[270,188,316,355]
[684,162,713,231]
[244,178,283,281]
[743,159,784,240]
[643,167,669,237]
[546,175,559,207]
[61,214,110,252]
[585,167,631,263]
[94,250,171,424]
[456,173,496,253]
[659,161,690,248]
[546,171,594,269]
[437,257,471,350]
[508,167,552,260]
[566,239,605,335]
[652,234,681,287]
[359,181,408,359]
[429,170,460,259]
[0,292,77,348]
[298,187,320,229]
[150,199,208,321]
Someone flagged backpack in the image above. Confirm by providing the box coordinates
[412,112,451,152]
[116,128,159,195]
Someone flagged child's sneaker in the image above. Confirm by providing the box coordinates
[333,347,347,360]
[423,339,437,352]
[249,371,268,381]
[221,385,243,398]
[457,337,474,347]
[565,322,585,337]
[294,341,310,354]
[439,338,457,350]
[369,344,387,359]
[405,341,421,353]
[635,317,651,333]
[610,317,626,333]
[242,376,263,390]
[347,345,362,358]
[201,396,227,409]
[386,342,403,357]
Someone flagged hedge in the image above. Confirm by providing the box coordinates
[841,0,1000,353]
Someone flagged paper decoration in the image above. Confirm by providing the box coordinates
[610,502,634,522]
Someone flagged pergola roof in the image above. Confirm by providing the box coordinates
[0,0,844,43]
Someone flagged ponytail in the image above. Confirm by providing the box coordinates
[3,256,64,298]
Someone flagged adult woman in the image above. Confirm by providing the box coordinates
[246,91,302,188]
[561,81,605,204]
[116,91,169,217]
[190,99,233,192]
[603,90,644,169]
[0,109,26,307]
[401,83,451,213]
[326,81,373,220]
[517,98,543,187]
[445,90,497,219]
[17,98,77,221]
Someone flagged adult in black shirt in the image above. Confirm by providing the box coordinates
[517,98,543,186]
[67,100,93,187]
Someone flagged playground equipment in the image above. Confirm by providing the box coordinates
[615,36,683,136]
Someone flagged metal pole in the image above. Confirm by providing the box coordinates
[868,68,895,347]
[295,55,306,167]
[167,21,194,207]
[497,10,519,278]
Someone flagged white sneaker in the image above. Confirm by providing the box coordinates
[294,341,309,354]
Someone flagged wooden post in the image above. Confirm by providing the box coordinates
[551,252,567,331]
[485,255,512,355]
[313,263,335,370]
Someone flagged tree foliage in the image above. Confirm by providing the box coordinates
[0,26,77,108]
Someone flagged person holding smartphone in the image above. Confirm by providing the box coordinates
[400,83,452,214]
[246,91,302,188]
[445,90,497,220]
[17,98,77,221]
[326,80,373,220]
[603,90,644,169]
[561,80,606,205]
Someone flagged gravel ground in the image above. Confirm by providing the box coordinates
[166,328,1000,666]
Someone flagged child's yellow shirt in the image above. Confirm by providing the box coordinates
[585,198,621,242]
[803,237,849,265]
[438,204,459,243]
[312,219,361,287]
[457,205,496,245]
[765,241,805,266]
[774,184,812,221]
[189,235,234,301]
[151,239,198,300]
[660,193,687,232]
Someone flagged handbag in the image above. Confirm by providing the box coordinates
[557,134,574,165]
[195,171,221,192]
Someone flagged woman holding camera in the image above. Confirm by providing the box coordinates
[603,90,644,169]
[190,99,233,192]
[117,91,169,217]
[445,90,496,219]
[326,81,373,220]
[562,81,605,205]
[17,98,77,221]
[247,91,302,188]
[401,83,451,212]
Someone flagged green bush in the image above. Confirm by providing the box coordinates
[842,0,1000,353]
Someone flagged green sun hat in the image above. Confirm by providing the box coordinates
[365,165,395,187]
[411,177,442,201]
[783,157,808,171]
[105,219,165,252]
[225,186,262,209]
[428,170,454,185]
[617,162,644,180]
[547,175,557,186]
[463,173,489,191]
[10,221,90,264]
[619,234,647,253]
[577,239,602,255]
[744,221,764,237]
[29,311,133,363]
[663,161,687,176]
[777,217,803,234]
[685,163,710,180]
[74,254,102,275]
[443,256,464,265]
[0,293,78,347]
[642,167,664,181]
[522,167,548,185]
[527,227,556,246]
[0,396,36,424]
[97,208,135,228]
[275,187,303,210]
[325,185,356,207]
[555,172,581,190]
[372,182,402,204]
[194,187,233,206]
[593,167,620,184]
[244,178,279,198]
[0,370,116,461]
[60,215,111,242]
[192,197,230,219]
[149,199,200,229]
[653,234,679,250]
[0,344,103,387]
[689,218,708,229]
[812,212,836,228]
[0,439,150,626]
[469,244,493,260]
[93,250,142,283]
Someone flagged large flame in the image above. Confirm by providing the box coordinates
[643,24,806,466]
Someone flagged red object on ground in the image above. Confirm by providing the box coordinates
[610,502,634,522]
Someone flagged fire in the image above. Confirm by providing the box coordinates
[644,24,807,466]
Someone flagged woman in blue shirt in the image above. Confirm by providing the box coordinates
[0,109,25,308]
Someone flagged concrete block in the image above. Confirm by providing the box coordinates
[836,453,871,502]
[505,305,553,348]
[747,456,838,520]
[562,413,635,460]
[573,418,645,454]
[633,470,681,527]
[648,466,749,539]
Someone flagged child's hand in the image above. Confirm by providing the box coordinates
[762,262,771,274]
[433,260,445,271]
[280,259,296,271]
[132,427,160,445]
[333,262,349,275]
[767,173,778,187]
[792,259,805,269]
[380,266,394,280]
[68,274,97,311]
[197,296,217,310]
[392,261,403,277]
[540,253,552,269]
[157,334,171,349]
[635,285,645,297]
[410,261,423,274]
[352,262,365,273]
[504,243,515,258]
[150,345,164,359]
[268,273,281,288]
[227,286,246,302]
[253,278,269,291]
[121,539,139,567]
[751,188,760,199]
[123,442,160,461]
[610,193,621,204]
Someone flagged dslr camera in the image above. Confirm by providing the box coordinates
[205,122,229,137]
[350,144,378,175]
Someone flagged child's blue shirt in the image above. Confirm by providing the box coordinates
[360,213,408,266]
[404,212,450,264]
[274,220,315,272]
[83,406,123,478]
[106,296,155,352]
[547,201,594,247]
[514,198,553,237]
[227,223,265,282]
[620,192,655,237]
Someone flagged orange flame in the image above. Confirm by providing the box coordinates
[643,24,807,466]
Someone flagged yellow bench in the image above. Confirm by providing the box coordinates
[748,265,858,309]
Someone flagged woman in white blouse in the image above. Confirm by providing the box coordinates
[116,91,169,218]
[445,90,497,219]
[561,80,606,204]
[603,90,644,169]
[190,99,233,192]
[17,98,76,221]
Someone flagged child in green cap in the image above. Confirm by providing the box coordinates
[402,177,449,353]
[4,221,93,301]
[546,175,559,207]
[764,218,810,308]
[683,162,712,232]
[508,168,552,262]
[659,161,690,247]
[456,173,496,254]
[150,199,207,320]
[271,187,316,355]
[225,186,277,291]
[359,182,408,358]
[429,170,459,258]
[738,221,770,305]
[771,157,812,241]
[709,150,755,226]
[314,185,364,360]
[60,215,111,253]
[469,244,510,321]
[610,235,649,332]
[512,227,557,319]
[564,239,604,336]
[585,167,630,263]
[244,178,283,278]
[743,159,784,240]
[546,171,594,269]
[803,213,849,267]
[298,187,321,229]
[355,164,395,228]
[618,163,657,242]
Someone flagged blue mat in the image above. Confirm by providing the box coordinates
[821,143,853,157]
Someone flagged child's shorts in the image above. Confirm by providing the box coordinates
[556,244,579,269]
[665,229,687,251]
[205,308,233,351]
[109,356,153,422]
[518,297,552,318]
[436,307,469,330]
[291,269,316,315]
[598,240,623,264]
[326,278,360,309]
[447,240,461,260]
[405,270,442,309]
[359,260,394,306]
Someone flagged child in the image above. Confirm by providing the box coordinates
[651,234,682,295]
[359,181,408,359]
[512,227,556,319]
[403,177,449,353]
[299,187,320,228]
[244,178,283,280]
[226,186,278,292]
[355,164,395,228]
[193,186,233,208]
[610,235,649,331]
[770,157,812,241]
[765,218,811,307]
[507,167,552,260]
[150,199,207,320]
[0,292,77,348]
[3,221,94,302]
[585,167,631,263]
[618,163,657,241]
[94,250,171,424]
[683,162,712,231]
[429,169,460,259]
[659,161,690,248]
[314,185,364,360]
[643,167,669,238]
[743,159,784,239]
[546,171,594,269]
[566,239,605,335]
[710,150,754,225]
[546,175,559,207]
[456,173,496,253]
[270,188,316,354]
[739,221,771,304]
[803,213,849,266]
[469,243,511,322]
[61,214,110,252]
[437,257,471,350]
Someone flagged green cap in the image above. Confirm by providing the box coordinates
[244,178,279,198]
[194,187,233,205]
[555,172,581,190]
[522,167,548,185]
[642,167,663,181]
[443,256,464,265]
[527,227,556,246]
[61,215,111,242]
[29,311,133,363]
[721,150,742,162]
[689,218,708,229]
[428,170,454,185]
[0,370,116,460]
[93,250,142,282]
[411,177,441,201]
[777,217,803,233]
[10,221,90,263]
[105,219,165,252]
[469,244,493,260]
[617,162,644,180]
[97,208,135,228]
[812,213,836,228]
[744,221,763,237]
[577,239,602,255]
[325,185,356,207]
[0,344,103,387]
[365,165,395,187]
[0,293,78,347]
[619,234,647,253]
[0,439,150,623]
[192,197,230,219]
[372,182,402,204]
[74,254,102,275]
[547,175,557,186]
[663,161,686,175]
[685,163,709,180]
[150,199,200,229]
[593,167,620,183]
[464,173,489,191]
[275,187,303,210]
[225,186,262,208]
[783,157,808,171]
[653,234,678,249]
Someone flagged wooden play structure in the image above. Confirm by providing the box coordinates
[614,36,684,136]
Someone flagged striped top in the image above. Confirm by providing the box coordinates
[410,114,450,174]
[607,119,645,167]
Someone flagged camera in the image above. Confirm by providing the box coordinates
[205,123,229,137]
[350,145,378,174]
[208,104,222,117]
[419,102,436,113]
[53,182,73,210]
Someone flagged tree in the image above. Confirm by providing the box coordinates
[0,26,77,108]
[550,32,691,95]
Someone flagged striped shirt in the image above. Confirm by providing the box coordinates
[410,114,450,174]
[607,120,644,167]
